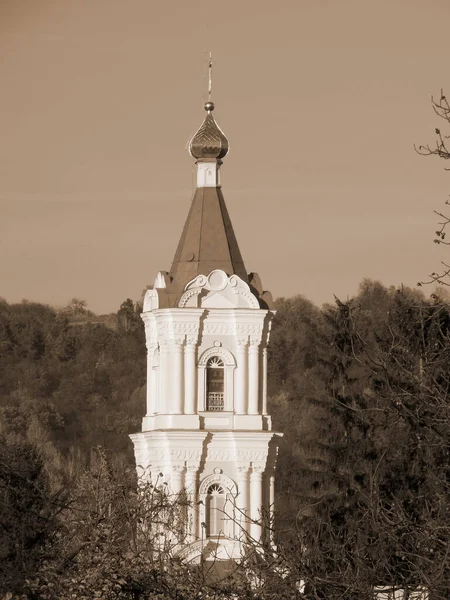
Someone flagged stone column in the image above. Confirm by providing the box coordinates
[248,342,260,414]
[236,465,250,537]
[236,339,248,414]
[171,340,184,414]
[152,362,160,414]
[269,471,275,544]
[185,464,198,540]
[159,342,170,413]
[262,347,268,415]
[250,466,264,542]
[146,344,155,415]
[184,340,197,415]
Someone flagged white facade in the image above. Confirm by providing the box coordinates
[130,102,281,561]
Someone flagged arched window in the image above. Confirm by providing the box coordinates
[206,357,224,411]
[206,483,227,537]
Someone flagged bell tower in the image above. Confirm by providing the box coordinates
[130,98,281,561]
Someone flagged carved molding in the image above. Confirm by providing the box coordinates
[203,322,232,335]
[148,448,204,462]
[232,289,259,308]
[206,448,268,463]
[235,323,263,336]
[157,322,199,336]
[179,289,202,308]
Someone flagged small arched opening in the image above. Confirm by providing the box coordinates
[205,483,227,537]
[206,357,224,411]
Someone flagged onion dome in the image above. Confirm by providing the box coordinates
[189,102,229,160]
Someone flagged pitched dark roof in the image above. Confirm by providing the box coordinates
[169,186,248,292]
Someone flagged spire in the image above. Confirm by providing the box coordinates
[168,95,247,293]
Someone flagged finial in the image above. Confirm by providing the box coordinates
[189,53,228,160]
[208,52,212,102]
[204,52,214,112]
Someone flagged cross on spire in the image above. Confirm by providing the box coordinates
[208,52,212,103]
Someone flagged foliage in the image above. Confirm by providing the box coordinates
[272,281,449,599]
[0,298,146,465]
[0,285,449,598]
[0,436,60,593]
[417,91,450,286]
[2,448,295,599]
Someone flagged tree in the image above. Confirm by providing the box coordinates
[0,436,60,594]
[286,284,450,599]
[117,299,141,334]
[417,91,450,286]
[21,449,298,600]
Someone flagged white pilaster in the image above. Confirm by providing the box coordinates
[159,342,170,413]
[170,465,184,495]
[184,340,197,415]
[250,467,264,542]
[185,465,198,540]
[171,340,184,414]
[269,471,275,543]
[236,465,250,536]
[146,344,157,415]
[262,347,268,415]
[236,339,248,414]
[248,342,259,414]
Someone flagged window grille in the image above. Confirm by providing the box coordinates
[207,392,224,411]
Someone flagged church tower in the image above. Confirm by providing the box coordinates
[130,98,281,561]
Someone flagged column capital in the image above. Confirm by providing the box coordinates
[249,340,260,351]
[186,463,200,472]
[185,337,197,348]
[159,340,172,351]
[237,338,248,348]
[171,464,185,474]
[237,465,250,475]
[251,466,265,476]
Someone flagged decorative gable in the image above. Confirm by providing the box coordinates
[178,270,260,309]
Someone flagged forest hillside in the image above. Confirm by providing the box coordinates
[0,281,449,599]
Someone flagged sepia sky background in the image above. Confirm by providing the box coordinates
[1,0,450,313]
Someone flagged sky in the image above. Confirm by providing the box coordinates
[1,0,450,313]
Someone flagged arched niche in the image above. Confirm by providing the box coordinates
[198,472,237,539]
[197,347,236,412]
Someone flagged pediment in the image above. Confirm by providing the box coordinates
[202,292,236,308]
[179,270,260,309]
